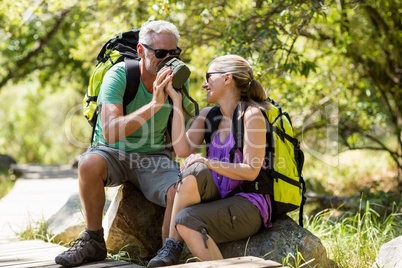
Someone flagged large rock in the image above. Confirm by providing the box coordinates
[47,193,112,244]
[104,183,330,266]
[374,236,402,268]
[104,182,165,260]
[216,215,330,267]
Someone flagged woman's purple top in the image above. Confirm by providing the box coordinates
[207,130,272,228]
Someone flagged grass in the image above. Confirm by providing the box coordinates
[297,199,402,268]
[17,218,56,243]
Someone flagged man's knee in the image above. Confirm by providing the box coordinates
[78,153,108,183]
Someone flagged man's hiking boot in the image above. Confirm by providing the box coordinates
[55,230,107,267]
[147,238,183,268]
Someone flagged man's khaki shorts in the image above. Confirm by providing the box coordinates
[175,162,263,245]
[80,145,179,207]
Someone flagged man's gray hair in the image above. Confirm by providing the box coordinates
[139,20,180,45]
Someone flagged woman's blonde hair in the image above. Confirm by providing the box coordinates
[210,55,268,111]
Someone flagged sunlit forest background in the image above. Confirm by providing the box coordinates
[0,0,401,267]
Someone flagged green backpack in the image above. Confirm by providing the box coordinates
[83,30,141,143]
[204,98,306,226]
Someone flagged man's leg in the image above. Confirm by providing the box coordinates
[78,153,108,231]
[55,153,108,267]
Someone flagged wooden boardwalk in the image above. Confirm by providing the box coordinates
[0,239,142,267]
[0,239,285,267]
[0,165,285,268]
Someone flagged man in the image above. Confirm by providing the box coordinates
[55,20,183,267]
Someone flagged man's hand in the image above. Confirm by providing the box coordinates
[152,66,173,108]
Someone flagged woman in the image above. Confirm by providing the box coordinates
[148,55,272,267]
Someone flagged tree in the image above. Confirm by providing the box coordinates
[0,0,322,163]
[299,0,401,190]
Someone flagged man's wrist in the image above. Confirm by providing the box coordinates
[149,100,162,113]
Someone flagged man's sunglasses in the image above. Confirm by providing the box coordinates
[206,72,227,81]
[142,44,182,59]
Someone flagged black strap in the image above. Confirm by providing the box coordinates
[229,104,244,162]
[271,171,302,188]
[225,173,273,199]
[90,57,140,146]
[123,57,140,115]
[180,85,199,117]
[90,108,100,146]
[268,97,285,131]
[204,106,222,157]
[272,126,299,146]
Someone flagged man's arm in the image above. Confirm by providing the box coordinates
[101,101,161,144]
[101,67,173,144]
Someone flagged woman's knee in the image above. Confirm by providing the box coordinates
[177,174,198,193]
[78,154,107,183]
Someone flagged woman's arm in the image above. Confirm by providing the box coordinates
[183,106,266,181]
[168,88,212,157]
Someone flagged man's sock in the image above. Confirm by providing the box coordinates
[85,228,104,242]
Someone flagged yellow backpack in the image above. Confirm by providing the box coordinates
[83,30,141,143]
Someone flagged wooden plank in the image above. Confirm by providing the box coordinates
[0,241,64,256]
[168,256,285,268]
[0,240,285,268]
[0,259,59,268]
[0,247,64,266]
[1,259,144,268]
[72,259,144,267]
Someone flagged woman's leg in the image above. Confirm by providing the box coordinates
[176,224,223,261]
[148,163,219,268]
[175,196,263,262]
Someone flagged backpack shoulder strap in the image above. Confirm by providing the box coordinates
[229,104,245,162]
[123,57,140,115]
[204,106,222,157]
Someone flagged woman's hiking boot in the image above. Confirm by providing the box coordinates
[54,229,107,267]
[147,238,183,267]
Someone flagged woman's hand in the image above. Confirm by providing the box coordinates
[164,76,183,105]
[180,154,208,172]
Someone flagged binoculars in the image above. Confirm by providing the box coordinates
[156,56,191,90]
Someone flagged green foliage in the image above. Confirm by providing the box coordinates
[0,80,89,164]
[18,218,56,243]
[109,243,148,266]
[0,170,15,199]
[0,0,400,188]
[305,200,402,268]
[304,150,396,196]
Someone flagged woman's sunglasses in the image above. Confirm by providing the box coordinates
[206,72,227,81]
[142,44,182,59]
